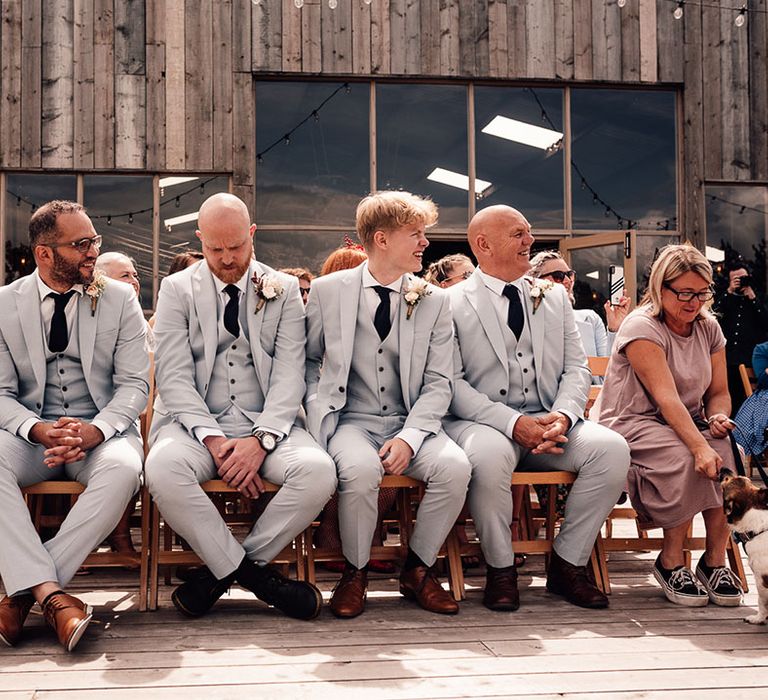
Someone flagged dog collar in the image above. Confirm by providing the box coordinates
[734,528,768,546]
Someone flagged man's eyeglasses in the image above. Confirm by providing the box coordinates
[47,235,103,254]
[443,270,472,283]
[663,283,715,302]
[541,269,575,283]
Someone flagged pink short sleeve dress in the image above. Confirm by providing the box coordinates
[595,307,733,529]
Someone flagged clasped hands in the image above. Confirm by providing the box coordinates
[30,417,104,468]
[513,412,571,455]
[204,435,268,499]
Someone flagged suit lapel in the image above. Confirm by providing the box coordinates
[192,263,219,384]
[77,290,97,382]
[17,275,47,388]
[397,275,413,406]
[339,266,363,375]
[521,277,545,372]
[466,272,508,372]
[245,260,268,389]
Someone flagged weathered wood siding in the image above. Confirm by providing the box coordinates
[0,0,766,246]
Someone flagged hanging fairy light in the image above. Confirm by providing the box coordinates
[294,0,304,8]
[617,0,627,7]
[329,0,338,9]
[735,4,747,26]
[673,1,684,19]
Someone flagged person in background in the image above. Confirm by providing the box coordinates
[529,250,630,359]
[167,250,204,277]
[733,340,768,461]
[596,244,742,608]
[94,252,141,299]
[714,264,768,412]
[424,254,474,288]
[280,267,314,307]
[320,239,367,276]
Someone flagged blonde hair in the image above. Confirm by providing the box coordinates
[355,191,438,248]
[641,244,714,319]
[424,254,473,285]
[529,249,564,277]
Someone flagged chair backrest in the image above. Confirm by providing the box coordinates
[739,363,756,399]
[586,356,609,414]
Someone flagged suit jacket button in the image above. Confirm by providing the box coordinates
[500,389,507,395]
[338,386,345,392]
[36,403,42,409]
[329,404,336,410]
[517,352,523,358]
[63,403,69,409]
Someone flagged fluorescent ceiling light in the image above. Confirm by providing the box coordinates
[482,116,563,151]
[586,271,600,280]
[705,245,725,263]
[159,176,199,189]
[427,167,492,195]
[164,211,199,229]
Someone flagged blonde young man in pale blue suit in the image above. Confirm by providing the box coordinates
[446,205,630,611]
[0,201,149,651]
[305,191,471,618]
[145,193,336,621]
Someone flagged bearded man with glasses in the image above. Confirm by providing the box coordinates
[0,201,149,651]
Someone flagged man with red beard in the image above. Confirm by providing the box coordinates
[145,193,335,620]
[0,201,149,650]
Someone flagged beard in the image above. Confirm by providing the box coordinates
[50,249,93,287]
[208,259,250,284]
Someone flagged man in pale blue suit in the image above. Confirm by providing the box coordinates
[0,201,149,651]
[446,205,630,611]
[305,191,471,618]
[145,193,336,621]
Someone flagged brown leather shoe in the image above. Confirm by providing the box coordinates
[0,594,35,647]
[483,566,520,611]
[546,550,608,609]
[42,593,93,651]
[330,568,368,618]
[399,566,459,615]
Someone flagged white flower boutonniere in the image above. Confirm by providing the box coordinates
[85,270,107,317]
[252,273,284,313]
[403,277,432,320]
[529,278,554,315]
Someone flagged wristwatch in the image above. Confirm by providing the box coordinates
[253,430,277,453]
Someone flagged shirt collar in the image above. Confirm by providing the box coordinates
[362,261,403,294]
[476,267,525,298]
[34,269,84,302]
[212,268,249,296]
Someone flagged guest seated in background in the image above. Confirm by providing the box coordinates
[596,244,743,608]
[305,191,471,618]
[320,237,367,276]
[167,250,204,277]
[734,340,768,461]
[529,250,630,361]
[424,253,475,288]
[144,193,336,621]
[446,205,629,612]
[0,201,149,651]
[279,267,314,306]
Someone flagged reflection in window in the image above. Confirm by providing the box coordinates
[4,174,77,284]
[475,87,564,229]
[636,234,680,301]
[570,243,624,319]
[377,84,468,229]
[256,82,369,228]
[706,184,768,297]
[160,176,228,276]
[571,89,676,230]
[256,229,357,277]
[84,175,154,309]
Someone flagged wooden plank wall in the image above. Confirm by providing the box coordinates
[1,0,767,246]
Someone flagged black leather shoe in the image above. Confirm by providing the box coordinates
[546,550,608,609]
[237,559,322,620]
[171,566,236,617]
[483,565,520,611]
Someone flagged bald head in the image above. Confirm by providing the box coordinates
[195,193,255,284]
[467,205,534,282]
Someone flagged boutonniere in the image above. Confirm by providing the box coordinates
[85,271,107,317]
[251,273,284,313]
[528,278,554,315]
[402,277,432,320]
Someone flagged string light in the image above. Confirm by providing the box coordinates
[617,0,761,28]
[673,1,684,20]
[617,0,627,7]
[329,0,338,8]
[735,4,747,26]
[294,0,303,7]
[128,213,134,224]
[107,215,112,225]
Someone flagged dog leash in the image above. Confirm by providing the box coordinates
[729,432,768,488]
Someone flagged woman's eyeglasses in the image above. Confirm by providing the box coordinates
[663,283,715,302]
[541,269,575,283]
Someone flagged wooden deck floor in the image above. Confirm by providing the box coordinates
[3,534,768,699]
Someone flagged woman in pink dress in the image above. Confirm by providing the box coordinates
[596,244,742,608]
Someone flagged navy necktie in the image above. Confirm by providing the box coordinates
[373,286,392,341]
[502,284,524,340]
[223,284,240,338]
[48,291,76,353]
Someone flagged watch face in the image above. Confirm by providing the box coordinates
[260,433,276,451]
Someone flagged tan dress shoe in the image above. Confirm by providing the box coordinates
[42,593,93,651]
[329,568,368,618]
[399,566,459,615]
[0,594,35,647]
[483,566,520,611]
